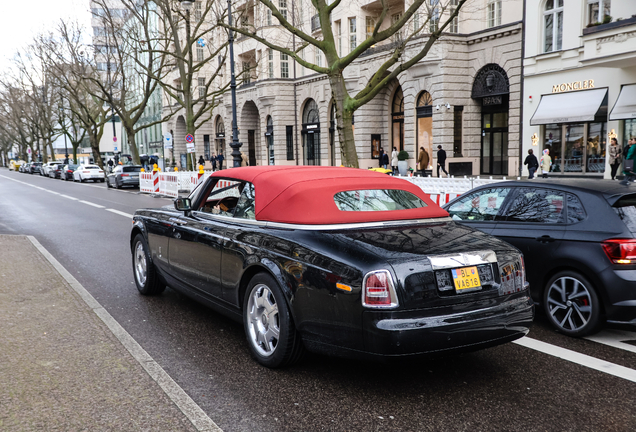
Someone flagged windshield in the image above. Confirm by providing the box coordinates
[613,195,636,235]
[334,189,427,212]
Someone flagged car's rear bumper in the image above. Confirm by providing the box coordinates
[119,177,139,186]
[600,268,636,324]
[361,291,534,357]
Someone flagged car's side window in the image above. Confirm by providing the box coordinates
[504,188,565,223]
[233,182,256,220]
[566,193,586,223]
[197,179,242,215]
[447,188,511,221]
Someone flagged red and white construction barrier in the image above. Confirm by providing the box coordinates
[425,192,462,206]
[140,172,153,193]
[159,173,179,198]
[152,170,160,193]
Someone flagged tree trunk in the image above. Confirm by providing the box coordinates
[329,73,359,168]
[125,128,141,165]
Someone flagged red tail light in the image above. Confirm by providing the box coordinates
[602,239,636,264]
[83,170,90,173]
[363,270,398,308]
[121,173,129,177]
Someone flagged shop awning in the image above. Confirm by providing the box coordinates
[530,89,608,125]
[609,84,636,120]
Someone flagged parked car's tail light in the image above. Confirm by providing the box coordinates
[83,171,90,173]
[498,253,527,295]
[362,270,399,308]
[121,173,129,177]
[601,239,636,264]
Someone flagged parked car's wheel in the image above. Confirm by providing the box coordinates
[243,273,304,368]
[543,270,602,337]
[116,179,122,189]
[100,178,105,183]
[106,178,112,188]
[132,234,165,295]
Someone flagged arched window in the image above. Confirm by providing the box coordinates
[416,91,433,166]
[215,117,225,157]
[392,86,404,152]
[544,0,563,53]
[302,99,321,165]
[265,115,274,165]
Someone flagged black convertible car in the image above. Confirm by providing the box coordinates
[130,167,533,367]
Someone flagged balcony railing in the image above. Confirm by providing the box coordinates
[311,14,321,32]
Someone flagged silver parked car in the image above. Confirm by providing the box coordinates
[107,165,142,189]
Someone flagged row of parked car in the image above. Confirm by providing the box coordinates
[11,160,143,188]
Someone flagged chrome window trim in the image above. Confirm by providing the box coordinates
[264,217,452,231]
[362,269,399,309]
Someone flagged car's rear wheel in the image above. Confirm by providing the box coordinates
[106,178,112,188]
[243,273,304,368]
[116,179,122,189]
[132,234,165,295]
[543,271,602,337]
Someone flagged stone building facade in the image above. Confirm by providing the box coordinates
[168,0,523,175]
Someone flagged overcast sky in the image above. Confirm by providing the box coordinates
[0,0,91,74]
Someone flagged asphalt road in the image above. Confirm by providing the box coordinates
[1,168,635,431]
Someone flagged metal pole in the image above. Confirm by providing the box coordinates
[186,8,196,171]
[292,0,299,165]
[227,0,243,168]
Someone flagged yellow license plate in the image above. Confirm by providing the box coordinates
[452,266,482,293]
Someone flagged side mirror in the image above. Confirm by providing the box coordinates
[174,197,192,212]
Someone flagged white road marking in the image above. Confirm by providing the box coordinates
[586,329,636,355]
[79,200,105,209]
[107,208,135,218]
[26,236,221,432]
[513,337,636,383]
[59,194,79,200]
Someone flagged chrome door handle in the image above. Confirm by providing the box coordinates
[535,235,555,243]
[169,218,188,225]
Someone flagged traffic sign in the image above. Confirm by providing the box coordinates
[113,136,118,142]
[164,132,173,149]
[114,146,118,152]
[197,38,205,47]
[185,134,194,143]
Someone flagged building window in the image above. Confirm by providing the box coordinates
[268,49,274,78]
[267,9,272,26]
[487,0,501,28]
[430,1,439,32]
[194,1,202,20]
[335,20,342,56]
[315,48,322,67]
[286,125,294,160]
[450,0,459,33]
[544,0,563,52]
[203,134,210,159]
[392,13,402,42]
[416,91,433,165]
[196,47,204,62]
[280,53,289,78]
[242,62,251,84]
[392,86,404,152]
[279,0,287,21]
[366,16,376,39]
[453,106,463,157]
[349,17,357,52]
[587,0,611,25]
[266,116,274,165]
[198,77,205,98]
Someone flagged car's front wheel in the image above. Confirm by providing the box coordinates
[243,273,304,368]
[543,270,603,337]
[132,234,165,295]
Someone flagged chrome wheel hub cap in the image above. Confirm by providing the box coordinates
[547,276,592,331]
[247,284,280,357]
[134,242,147,286]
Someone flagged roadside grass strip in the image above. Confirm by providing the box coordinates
[585,329,636,355]
[27,236,223,432]
[514,337,636,383]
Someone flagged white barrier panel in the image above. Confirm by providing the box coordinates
[140,172,153,193]
[397,175,512,195]
[159,173,179,198]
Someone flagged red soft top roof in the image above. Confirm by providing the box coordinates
[209,166,448,225]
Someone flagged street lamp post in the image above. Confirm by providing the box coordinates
[227,0,243,167]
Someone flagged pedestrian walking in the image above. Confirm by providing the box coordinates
[436,145,448,178]
[217,152,224,170]
[107,158,114,173]
[524,149,539,179]
[621,138,636,185]
[391,147,398,174]
[417,147,429,175]
[210,153,217,171]
[378,147,385,168]
[240,151,249,167]
[609,138,622,180]
[381,151,389,169]
[540,149,552,178]
[198,155,205,168]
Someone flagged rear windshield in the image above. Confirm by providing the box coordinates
[334,189,427,212]
[85,165,100,170]
[613,195,636,234]
[68,165,79,170]
[123,166,142,172]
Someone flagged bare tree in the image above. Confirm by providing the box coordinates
[226,0,467,167]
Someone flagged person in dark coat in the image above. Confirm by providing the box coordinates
[217,152,224,170]
[378,148,385,168]
[198,155,205,168]
[210,153,217,171]
[524,148,539,179]
[621,138,636,185]
[436,145,448,177]
[381,151,389,169]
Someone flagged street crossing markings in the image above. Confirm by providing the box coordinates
[106,208,135,218]
[26,236,222,432]
[79,200,105,209]
[513,336,636,383]
[586,329,636,355]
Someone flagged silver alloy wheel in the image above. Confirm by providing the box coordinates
[246,284,280,357]
[134,242,147,286]
[546,276,592,332]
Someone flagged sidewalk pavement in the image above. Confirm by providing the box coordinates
[0,235,201,431]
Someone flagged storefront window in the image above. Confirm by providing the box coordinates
[392,86,404,152]
[564,124,584,172]
[624,119,636,148]
[544,124,562,173]
[416,91,433,165]
[587,122,606,173]
[543,123,606,174]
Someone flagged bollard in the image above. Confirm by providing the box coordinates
[152,165,159,193]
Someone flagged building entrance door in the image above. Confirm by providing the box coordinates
[248,130,256,166]
[481,111,509,175]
